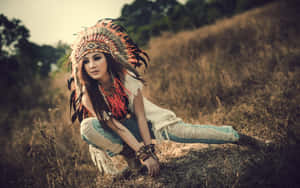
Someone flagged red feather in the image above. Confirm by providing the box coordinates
[100,78,130,119]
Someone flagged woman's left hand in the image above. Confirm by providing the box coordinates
[142,156,160,177]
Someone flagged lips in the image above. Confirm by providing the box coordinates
[90,70,100,74]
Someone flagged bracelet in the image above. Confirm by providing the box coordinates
[136,144,158,161]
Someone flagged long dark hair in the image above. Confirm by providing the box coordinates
[79,52,144,128]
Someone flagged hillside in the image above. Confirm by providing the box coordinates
[1,1,299,187]
[116,0,300,187]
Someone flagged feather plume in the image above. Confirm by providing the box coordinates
[68,19,148,123]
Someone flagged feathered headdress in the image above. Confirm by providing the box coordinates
[68,19,149,122]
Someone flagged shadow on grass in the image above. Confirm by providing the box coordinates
[108,143,300,188]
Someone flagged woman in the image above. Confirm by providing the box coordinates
[68,19,268,177]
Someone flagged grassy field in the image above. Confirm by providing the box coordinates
[1,0,299,187]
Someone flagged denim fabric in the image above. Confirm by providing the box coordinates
[80,116,154,157]
[81,117,239,157]
[121,117,156,142]
[162,121,240,144]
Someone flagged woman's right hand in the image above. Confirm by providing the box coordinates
[142,156,160,176]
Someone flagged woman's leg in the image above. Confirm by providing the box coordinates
[80,117,148,174]
[160,122,271,149]
[80,117,128,175]
[80,117,124,156]
[161,121,240,144]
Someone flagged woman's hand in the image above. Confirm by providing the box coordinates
[141,156,160,176]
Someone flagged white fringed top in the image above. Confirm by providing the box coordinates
[124,73,182,138]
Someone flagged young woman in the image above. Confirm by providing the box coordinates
[68,19,268,177]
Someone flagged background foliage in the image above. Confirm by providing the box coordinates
[1,0,299,187]
[119,0,275,46]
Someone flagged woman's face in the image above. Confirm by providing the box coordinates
[82,52,109,81]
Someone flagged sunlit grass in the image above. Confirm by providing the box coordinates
[1,1,299,187]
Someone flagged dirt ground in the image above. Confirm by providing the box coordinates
[94,140,300,188]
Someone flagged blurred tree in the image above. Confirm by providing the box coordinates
[118,0,275,46]
[206,4,222,24]
[0,14,69,111]
[155,0,179,16]
[120,0,154,46]
[186,0,207,27]
[220,0,237,15]
[0,14,30,88]
[235,0,274,13]
[0,14,29,57]
[55,40,71,71]
[168,4,192,31]
[120,0,183,45]
[121,0,154,26]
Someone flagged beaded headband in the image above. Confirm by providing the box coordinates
[77,41,110,60]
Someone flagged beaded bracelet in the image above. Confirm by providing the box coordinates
[136,144,158,161]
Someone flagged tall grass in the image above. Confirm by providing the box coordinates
[145,1,300,143]
[0,74,98,188]
[1,1,299,187]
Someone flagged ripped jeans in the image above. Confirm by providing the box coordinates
[80,116,240,157]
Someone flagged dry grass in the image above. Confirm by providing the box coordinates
[0,74,99,188]
[1,1,300,187]
[145,1,300,142]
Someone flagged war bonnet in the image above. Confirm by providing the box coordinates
[68,19,149,122]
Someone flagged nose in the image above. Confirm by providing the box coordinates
[88,59,96,68]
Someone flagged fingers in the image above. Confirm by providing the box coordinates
[143,157,160,176]
[153,164,159,176]
[152,164,160,176]
[149,165,154,176]
[148,166,154,176]
[147,161,160,177]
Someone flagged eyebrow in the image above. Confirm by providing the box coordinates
[93,54,101,58]
[82,53,101,61]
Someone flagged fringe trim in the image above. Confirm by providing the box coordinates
[151,120,182,143]
[89,145,120,175]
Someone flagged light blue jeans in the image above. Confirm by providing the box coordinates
[80,116,240,156]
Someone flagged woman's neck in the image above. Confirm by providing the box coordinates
[98,73,113,91]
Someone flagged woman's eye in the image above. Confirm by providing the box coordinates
[94,56,101,61]
[83,60,89,64]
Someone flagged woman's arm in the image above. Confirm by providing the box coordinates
[82,92,143,151]
[106,118,143,152]
[83,90,159,176]
[108,116,159,176]
[133,88,152,145]
[133,89,160,176]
